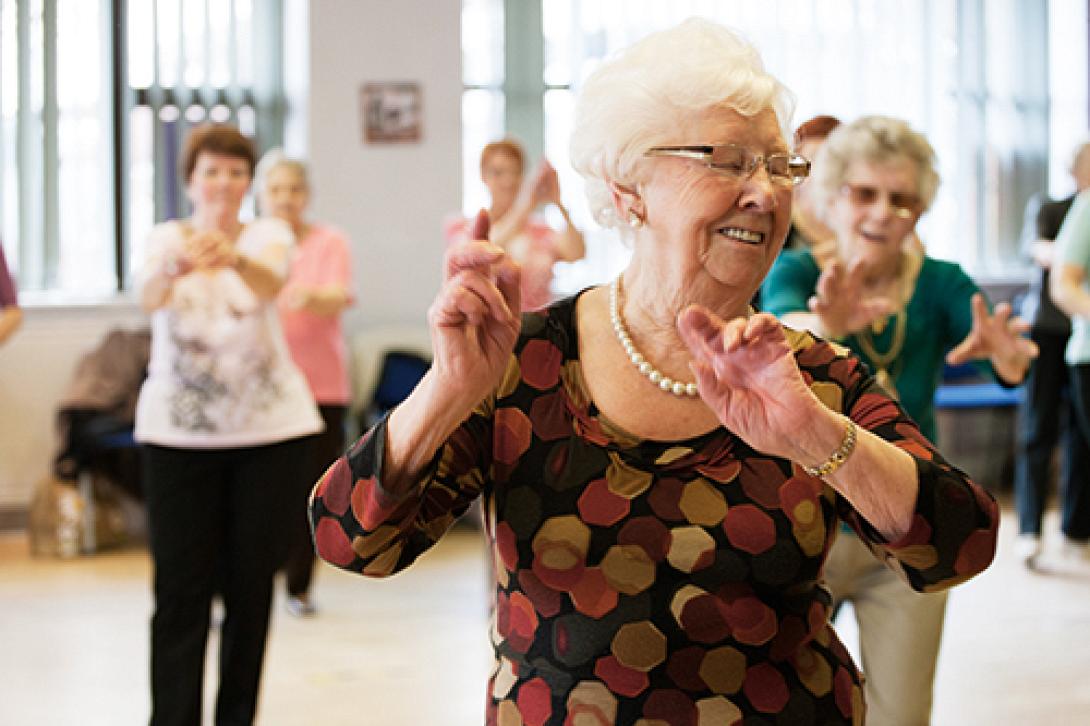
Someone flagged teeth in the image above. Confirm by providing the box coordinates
[720,227,763,244]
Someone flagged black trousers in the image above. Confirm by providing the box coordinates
[1015,329,1079,535]
[143,437,308,726]
[283,405,347,597]
[1064,365,1090,540]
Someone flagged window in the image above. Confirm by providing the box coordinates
[0,0,285,298]
[464,0,1074,295]
[1,0,114,296]
[460,0,505,218]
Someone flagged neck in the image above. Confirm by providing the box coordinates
[619,265,750,369]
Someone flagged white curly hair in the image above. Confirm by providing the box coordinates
[569,18,795,232]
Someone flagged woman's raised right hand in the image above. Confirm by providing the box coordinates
[428,210,522,406]
[808,259,895,338]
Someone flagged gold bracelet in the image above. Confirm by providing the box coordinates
[801,417,858,478]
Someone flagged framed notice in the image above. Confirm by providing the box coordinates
[361,82,422,143]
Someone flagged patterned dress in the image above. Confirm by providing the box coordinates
[310,292,999,725]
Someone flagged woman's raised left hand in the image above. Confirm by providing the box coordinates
[677,305,825,460]
[945,292,1038,384]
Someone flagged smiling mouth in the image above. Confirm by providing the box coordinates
[718,227,765,245]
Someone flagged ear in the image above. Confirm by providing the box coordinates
[609,181,644,220]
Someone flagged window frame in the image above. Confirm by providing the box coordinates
[0,0,286,299]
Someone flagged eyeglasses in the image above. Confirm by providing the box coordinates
[840,183,922,219]
[644,144,811,186]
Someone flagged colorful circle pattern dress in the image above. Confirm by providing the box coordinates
[310,292,999,726]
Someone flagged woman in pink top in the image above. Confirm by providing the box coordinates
[258,151,354,617]
[445,138,585,311]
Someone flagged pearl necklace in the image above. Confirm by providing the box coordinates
[609,277,699,397]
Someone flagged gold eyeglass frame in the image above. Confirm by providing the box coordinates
[644,144,811,186]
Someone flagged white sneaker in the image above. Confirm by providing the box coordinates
[286,595,317,618]
[1013,534,1042,568]
[1059,537,1090,563]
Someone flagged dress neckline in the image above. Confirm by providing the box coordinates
[562,287,733,459]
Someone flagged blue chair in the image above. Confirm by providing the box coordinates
[934,362,1024,409]
[360,349,431,429]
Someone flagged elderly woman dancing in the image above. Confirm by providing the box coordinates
[310,20,998,725]
[762,115,1035,725]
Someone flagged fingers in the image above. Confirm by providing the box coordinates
[469,208,490,241]
[741,312,782,344]
[1009,317,1032,335]
[815,260,842,300]
[453,269,514,322]
[945,340,972,366]
[676,305,721,360]
[687,359,724,404]
[679,307,787,383]
[845,258,868,289]
[433,285,490,327]
[445,239,505,278]
[970,292,989,325]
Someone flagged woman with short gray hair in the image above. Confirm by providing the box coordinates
[762,114,1036,725]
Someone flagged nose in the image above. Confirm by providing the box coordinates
[737,163,778,213]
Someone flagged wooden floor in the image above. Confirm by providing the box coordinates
[1,502,1089,726]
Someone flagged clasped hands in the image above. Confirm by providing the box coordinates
[162,231,240,278]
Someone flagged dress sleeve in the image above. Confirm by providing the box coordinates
[309,396,495,577]
[825,345,1000,592]
[760,250,819,316]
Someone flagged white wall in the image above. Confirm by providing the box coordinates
[0,0,463,515]
[306,0,462,332]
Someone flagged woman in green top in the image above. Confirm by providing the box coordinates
[761,115,1036,726]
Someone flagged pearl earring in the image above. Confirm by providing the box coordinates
[628,211,644,228]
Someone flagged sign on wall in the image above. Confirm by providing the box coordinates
[360,82,422,143]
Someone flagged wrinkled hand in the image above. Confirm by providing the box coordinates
[808,259,896,338]
[428,210,522,405]
[946,293,1038,384]
[677,306,823,460]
